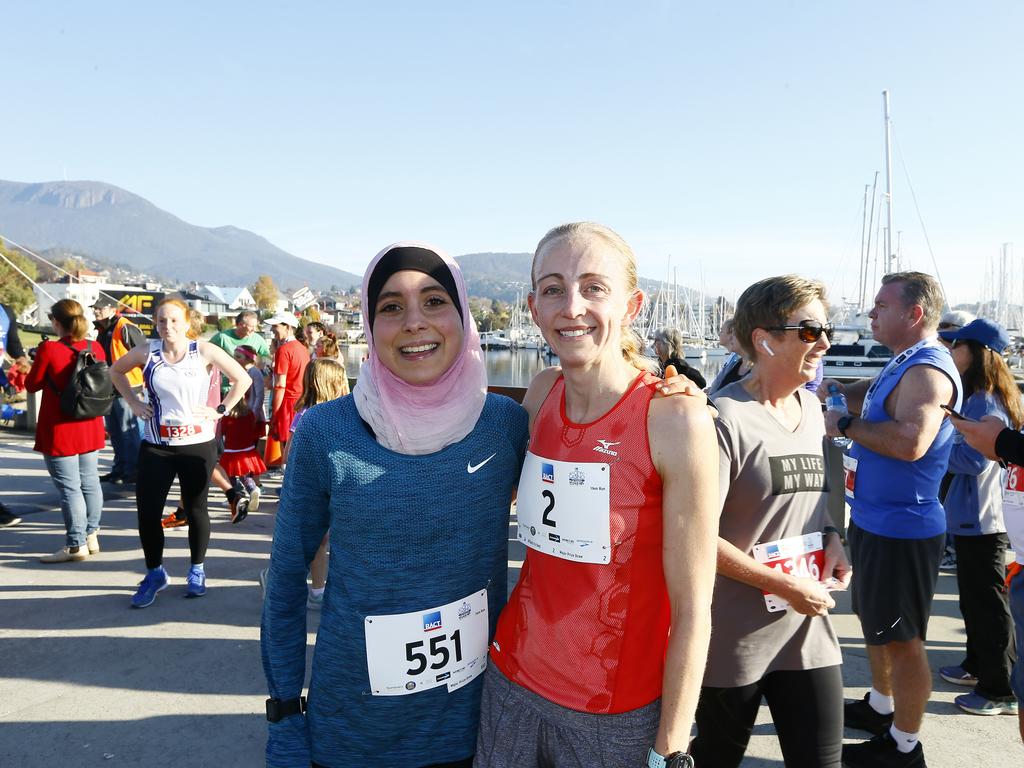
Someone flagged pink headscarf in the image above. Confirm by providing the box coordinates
[352,241,488,455]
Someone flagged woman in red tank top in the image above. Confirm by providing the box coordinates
[476,223,720,768]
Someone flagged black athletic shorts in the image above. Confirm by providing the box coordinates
[848,521,944,644]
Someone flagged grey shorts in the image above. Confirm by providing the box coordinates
[474,663,661,768]
[849,521,944,644]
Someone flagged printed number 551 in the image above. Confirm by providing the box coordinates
[405,630,463,675]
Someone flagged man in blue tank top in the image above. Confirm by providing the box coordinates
[822,272,962,768]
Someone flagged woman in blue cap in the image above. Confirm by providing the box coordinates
[938,318,1022,717]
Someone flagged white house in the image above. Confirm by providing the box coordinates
[197,285,257,311]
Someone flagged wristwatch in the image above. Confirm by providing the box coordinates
[837,414,854,438]
[647,747,695,768]
[265,696,306,722]
[215,403,227,415]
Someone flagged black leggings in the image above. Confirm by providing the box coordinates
[689,665,843,768]
[137,440,218,569]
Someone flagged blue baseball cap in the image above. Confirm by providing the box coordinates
[938,318,1010,353]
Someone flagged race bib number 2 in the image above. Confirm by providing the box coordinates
[364,590,489,696]
[752,532,824,613]
[516,452,611,564]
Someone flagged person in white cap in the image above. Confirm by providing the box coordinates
[265,313,309,463]
[938,309,977,333]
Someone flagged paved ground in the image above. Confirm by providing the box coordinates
[1,426,1021,767]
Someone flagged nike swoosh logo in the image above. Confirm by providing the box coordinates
[467,454,497,473]
[875,617,902,636]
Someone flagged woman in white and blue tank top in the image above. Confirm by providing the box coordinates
[111,297,250,608]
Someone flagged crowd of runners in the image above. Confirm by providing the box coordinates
[2,220,1023,768]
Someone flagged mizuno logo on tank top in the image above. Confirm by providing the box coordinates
[593,439,620,456]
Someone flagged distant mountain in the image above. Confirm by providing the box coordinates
[0,180,361,291]
[455,252,533,302]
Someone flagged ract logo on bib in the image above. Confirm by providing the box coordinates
[422,611,443,632]
[541,463,554,483]
[766,543,781,559]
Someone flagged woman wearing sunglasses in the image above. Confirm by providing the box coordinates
[689,275,850,768]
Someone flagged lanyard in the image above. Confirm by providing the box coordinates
[861,337,941,417]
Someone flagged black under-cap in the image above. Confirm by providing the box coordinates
[366,246,463,329]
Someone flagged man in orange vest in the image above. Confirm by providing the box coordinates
[92,296,146,484]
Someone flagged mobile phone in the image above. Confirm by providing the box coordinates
[822,577,847,593]
[941,403,976,422]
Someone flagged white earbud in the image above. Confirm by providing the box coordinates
[760,339,776,357]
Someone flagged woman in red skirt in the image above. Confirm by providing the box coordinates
[219,398,266,523]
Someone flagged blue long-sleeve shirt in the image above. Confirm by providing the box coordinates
[260,393,528,768]
[945,391,1010,536]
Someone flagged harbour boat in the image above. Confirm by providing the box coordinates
[506,288,545,350]
[822,327,892,379]
[479,330,513,350]
[682,343,707,360]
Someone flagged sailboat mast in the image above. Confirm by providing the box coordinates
[883,89,896,273]
[864,171,880,304]
[858,183,870,310]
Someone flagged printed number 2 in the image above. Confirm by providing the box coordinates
[541,489,556,527]
[405,630,463,675]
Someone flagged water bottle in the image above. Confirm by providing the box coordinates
[825,383,852,449]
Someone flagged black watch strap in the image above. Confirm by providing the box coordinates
[266,696,306,722]
[837,414,854,437]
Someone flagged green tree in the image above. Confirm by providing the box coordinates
[251,275,279,312]
[60,257,85,277]
[0,243,38,313]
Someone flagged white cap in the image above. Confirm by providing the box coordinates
[263,314,299,328]
[939,310,976,330]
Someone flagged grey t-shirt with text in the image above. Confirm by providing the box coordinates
[704,381,842,688]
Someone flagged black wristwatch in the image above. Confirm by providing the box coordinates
[837,414,854,438]
[647,748,695,768]
[215,403,227,415]
[265,696,306,722]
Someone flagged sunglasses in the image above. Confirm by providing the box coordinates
[765,320,834,344]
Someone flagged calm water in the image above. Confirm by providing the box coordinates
[341,345,729,388]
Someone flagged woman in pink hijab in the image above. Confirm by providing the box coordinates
[260,243,530,768]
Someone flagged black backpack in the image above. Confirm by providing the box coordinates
[49,340,115,419]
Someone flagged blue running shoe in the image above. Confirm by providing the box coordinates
[955,691,1019,715]
[939,665,978,686]
[131,568,168,608]
[185,567,206,598]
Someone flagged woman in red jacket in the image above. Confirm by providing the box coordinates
[25,299,107,563]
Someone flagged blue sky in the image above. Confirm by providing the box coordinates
[3,2,1020,307]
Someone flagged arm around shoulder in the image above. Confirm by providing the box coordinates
[647,395,719,754]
